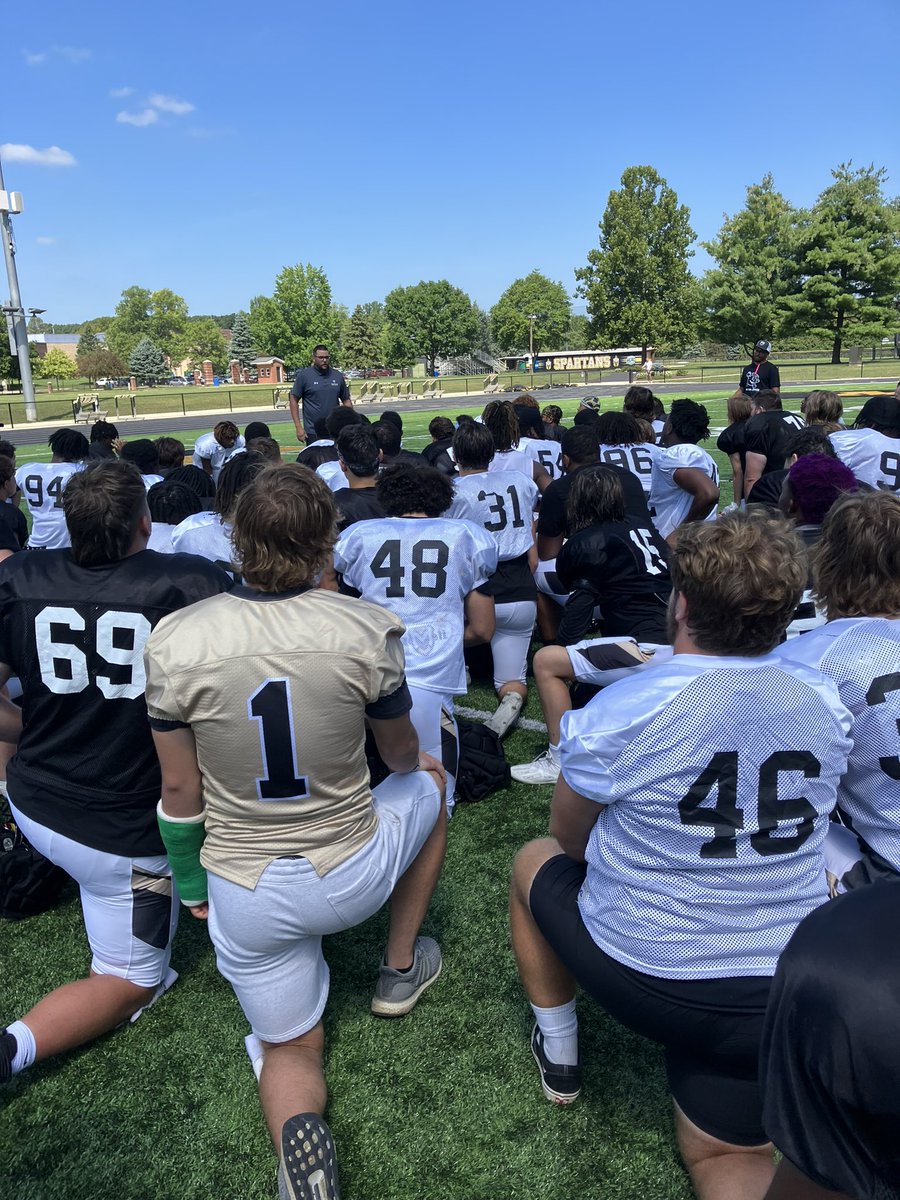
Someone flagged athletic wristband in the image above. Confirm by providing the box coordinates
[156,801,208,907]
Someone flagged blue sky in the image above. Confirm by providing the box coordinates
[4,0,899,323]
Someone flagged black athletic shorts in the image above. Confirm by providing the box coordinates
[529,854,772,1146]
[760,879,900,1199]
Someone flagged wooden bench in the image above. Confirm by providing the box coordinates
[273,388,290,410]
[394,380,416,400]
[483,373,503,394]
[421,379,443,400]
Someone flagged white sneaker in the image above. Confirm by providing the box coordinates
[485,693,524,738]
[511,751,560,785]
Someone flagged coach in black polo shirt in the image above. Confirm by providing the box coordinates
[289,344,352,443]
[738,340,781,399]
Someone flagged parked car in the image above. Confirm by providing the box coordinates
[166,376,187,386]
[364,367,395,378]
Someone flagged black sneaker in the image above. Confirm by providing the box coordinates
[0,1029,17,1084]
[278,1112,340,1200]
[530,1024,581,1105]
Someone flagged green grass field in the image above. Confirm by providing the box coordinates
[0,385,884,1199]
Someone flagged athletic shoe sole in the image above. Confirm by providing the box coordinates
[370,957,442,1017]
[280,1113,340,1200]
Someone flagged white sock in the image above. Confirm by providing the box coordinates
[7,1019,37,1075]
[547,743,560,766]
[244,1033,265,1081]
[531,999,578,1066]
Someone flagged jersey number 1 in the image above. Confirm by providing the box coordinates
[248,678,309,801]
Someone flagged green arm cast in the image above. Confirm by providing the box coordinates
[156,802,208,906]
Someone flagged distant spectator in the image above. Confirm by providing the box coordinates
[88,420,120,461]
[247,436,281,463]
[155,436,186,474]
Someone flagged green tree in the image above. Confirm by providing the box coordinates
[576,165,699,354]
[76,326,101,364]
[229,311,256,368]
[782,163,900,363]
[106,286,152,362]
[490,271,571,355]
[342,305,382,368]
[383,280,479,374]
[249,263,341,367]
[78,348,126,384]
[181,318,228,373]
[37,347,77,389]
[566,313,590,349]
[701,175,798,352]
[26,313,47,333]
[129,336,167,384]
[148,288,190,360]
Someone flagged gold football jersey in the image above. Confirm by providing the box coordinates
[145,587,407,888]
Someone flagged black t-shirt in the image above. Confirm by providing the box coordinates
[296,441,338,469]
[291,367,350,430]
[739,360,780,395]
[717,421,748,469]
[0,549,231,857]
[744,410,805,474]
[537,463,652,541]
[747,469,788,507]
[555,519,671,645]
[0,504,27,554]
[422,438,457,476]
[333,486,385,530]
[477,552,536,604]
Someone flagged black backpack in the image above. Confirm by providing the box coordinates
[455,718,510,803]
[0,811,70,920]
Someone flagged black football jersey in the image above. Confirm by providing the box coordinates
[555,519,672,645]
[0,548,231,856]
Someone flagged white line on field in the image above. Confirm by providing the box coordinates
[456,705,548,734]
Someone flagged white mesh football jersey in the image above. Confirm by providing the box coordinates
[147,523,178,554]
[448,470,538,560]
[560,652,853,978]
[334,516,498,695]
[487,447,533,482]
[519,437,563,480]
[829,428,900,491]
[650,443,719,537]
[778,617,900,870]
[316,460,346,492]
[191,433,246,483]
[598,442,660,497]
[17,462,83,548]
[171,512,239,579]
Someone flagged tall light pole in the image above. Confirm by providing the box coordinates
[0,151,38,420]
[528,314,538,384]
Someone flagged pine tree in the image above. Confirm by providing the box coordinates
[342,306,381,368]
[76,326,100,364]
[129,336,167,384]
[229,312,256,368]
[576,165,698,354]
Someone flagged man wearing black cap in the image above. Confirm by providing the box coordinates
[830,394,900,491]
[738,341,780,399]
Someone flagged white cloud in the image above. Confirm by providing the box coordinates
[36,236,56,245]
[109,86,134,98]
[53,45,91,64]
[116,108,159,127]
[22,51,47,66]
[0,143,77,167]
[148,92,195,116]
